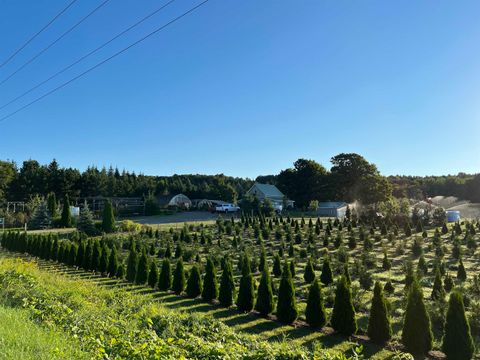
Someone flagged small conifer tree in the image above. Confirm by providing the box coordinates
[158,258,172,290]
[431,268,446,300]
[304,258,316,284]
[186,265,202,298]
[148,260,159,288]
[126,248,138,282]
[136,251,149,284]
[202,258,218,302]
[102,199,116,233]
[305,279,326,328]
[60,194,72,228]
[320,257,333,285]
[367,282,392,344]
[172,258,186,295]
[273,253,282,277]
[236,255,255,312]
[219,258,235,307]
[107,246,118,276]
[276,262,298,324]
[255,265,274,316]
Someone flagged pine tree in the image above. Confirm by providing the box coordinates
[102,199,116,233]
[401,280,433,356]
[236,255,255,312]
[148,260,159,288]
[47,192,57,218]
[77,202,97,236]
[158,258,172,290]
[367,282,392,344]
[172,258,186,295]
[273,253,282,277]
[83,240,93,270]
[126,248,138,283]
[331,276,357,336]
[219,258,235,307]
[202,258,218,302]
[60,194,73,228]
[457,260,467,282]
[186,265,202,298]
[76,240,85,268]
[164,243,172,258]
[116,263,125,278]
[99,243,109,274]
[67,243,77,266]
[320,257,333,285]
[431,268,446,301]
[442,292,475,360]
[107,246,118,276]
[91,240,102,271]
[304,258,315,283]
[136,251,149,284]
[305,279,326,328]
[255,265,274,316]
[276,262,298,324]
[29,202,52,230]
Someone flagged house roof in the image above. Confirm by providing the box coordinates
[318,201,347,209]
[248,183,284,198]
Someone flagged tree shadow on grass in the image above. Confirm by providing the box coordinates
[239,317,283,335]
[164,297,202,310]
[223,312,257,327]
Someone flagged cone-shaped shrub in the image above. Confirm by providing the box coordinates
[457,260,467,282]
[83,241,93,270]
[431,268,446,301]
[367,282,392,344]
[172,258,186,295]
[126,248,138,283]
[219,258,235,307]
[136,251,149,284]
[116,263,125,279]
[331,276,357,336]
[148,260,159,288]
[186,265,202,298]
[107,246,118,277]
[305,279,326,328]
[99,244,109,274]
[91,240,102,271]
[401,280,433,356]
[236,255,255,312]
[202,258,218,302]
[255,265,274,316]
[60,194,72,228]
[158,258,172,290]
[102,199,116,233]
[67,244,77,266]
[320,257,333,285]
[76,240,85,268]
[304,258,315,284]
[273,253,282,277]
[276,262,298,324]
[442,291,474,360]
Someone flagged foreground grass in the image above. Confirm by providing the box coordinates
[0,254,370,359]
[0,305,85,360]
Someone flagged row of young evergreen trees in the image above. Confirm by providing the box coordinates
[0,229,475,359]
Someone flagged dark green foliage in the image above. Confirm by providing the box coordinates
[382,251,391,271]
[136,251,149,284]
[91,240,101,272]
[101,199,116,233]
[320,257,333,285]
[148,260,159,288]
[172,258,186,295]
[219,258,235,307]
[158,258,172,290]
[457,260,467,282]
[99,244,109,273]
[60,194,72,228]
[367,282,392,344]
[401,280,433,355]
[29,202,52,230]
[442,292,475,360]
[126,249,138,283]
[384,280,394,294]
[255,265,274,316]
[276,262,298,324]
[289,259,295,277]
[331,276,357,336]
[431,268,445,301]
[237,255,255,312]
[107,246,118,276]
[46,192,57,218]
[186,265,202,298]
[273,254,282,277]
[305,279,326,328]
[304,258,315,284]
[444,273,454,293]
[116,263,125,278]
[202,258,218,302]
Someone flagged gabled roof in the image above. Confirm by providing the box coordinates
[248,182,284,198]
[318,201,347,209]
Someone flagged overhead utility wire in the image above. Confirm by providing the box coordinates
[0,0,79,69]
[0,0,210,124]
[0,0,111,87]
[0,0,178,111]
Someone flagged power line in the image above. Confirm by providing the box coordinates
[0,0,210,124]
[0,0,79,69]
[0,0,111,87]
[0,0,178,112]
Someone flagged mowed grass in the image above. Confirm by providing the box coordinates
[0,305,86,360]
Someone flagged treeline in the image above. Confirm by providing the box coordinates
[388,174,480,202]
[0,159,252,203]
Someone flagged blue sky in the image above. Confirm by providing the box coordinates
[0,0,479,178]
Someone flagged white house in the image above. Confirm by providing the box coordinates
[246,183,294,208]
